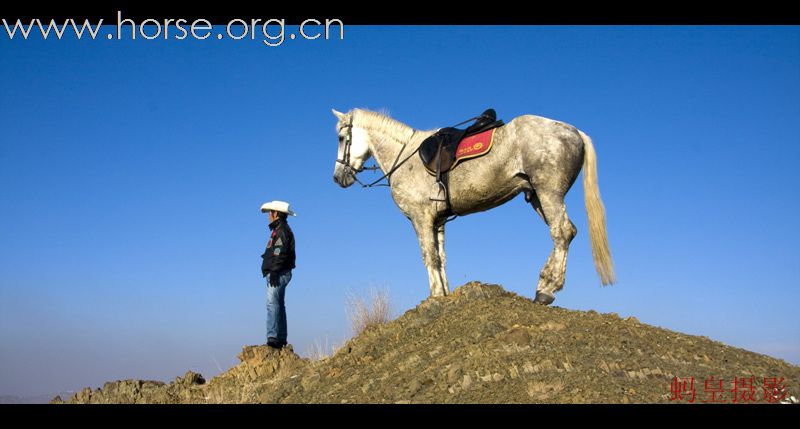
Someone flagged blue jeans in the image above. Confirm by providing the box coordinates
[266,270,292,343]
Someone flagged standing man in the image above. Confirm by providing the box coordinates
[260,200,296,349]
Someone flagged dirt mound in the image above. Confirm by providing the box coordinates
[55,281,800,404]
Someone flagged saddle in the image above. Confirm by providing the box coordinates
[419,109,504,175]
[417,109,504,218]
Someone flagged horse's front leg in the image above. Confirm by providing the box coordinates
[411,216,447,297]
[435,221,450,295]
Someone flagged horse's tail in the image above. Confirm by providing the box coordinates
[579,130,616,285]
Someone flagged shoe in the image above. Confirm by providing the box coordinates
[267,337,282,349]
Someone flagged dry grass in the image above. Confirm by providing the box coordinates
[345,287,393,336]
[306,337,333,361]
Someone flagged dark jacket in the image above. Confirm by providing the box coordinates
[261,218,296,277]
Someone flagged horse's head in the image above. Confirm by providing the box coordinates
[332,109,372,188]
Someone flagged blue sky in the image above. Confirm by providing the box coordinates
[1,26,798,397]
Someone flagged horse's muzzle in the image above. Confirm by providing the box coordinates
[333,171,355,188]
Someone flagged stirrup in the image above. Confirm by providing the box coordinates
[429,180,448,202]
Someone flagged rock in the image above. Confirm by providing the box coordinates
[300,373,320,391]
[499,326,531,345]
[447,366,461,384]
[522,361,535,373]
[462,375,473,389]
[407,380,421,397]
[537,321,566,331]
[478,321,506,338]
[539,359,556,371]
[176,371,205,386]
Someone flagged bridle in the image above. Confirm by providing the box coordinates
[336,114,420,188]
[335,116,363,176]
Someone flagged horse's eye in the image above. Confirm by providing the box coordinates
[338,136,344,143]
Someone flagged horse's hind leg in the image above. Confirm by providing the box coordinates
[525,189,546,223]
[532,192,577,305]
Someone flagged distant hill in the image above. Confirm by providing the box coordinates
[54,282,800,404]
[2,392,74,404]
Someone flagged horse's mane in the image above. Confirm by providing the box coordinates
[351,109,416,144]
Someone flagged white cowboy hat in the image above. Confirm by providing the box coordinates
[260,200,297,216]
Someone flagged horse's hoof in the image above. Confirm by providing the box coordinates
[534,291,555,306]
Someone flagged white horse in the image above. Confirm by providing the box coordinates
[332,108,615,305]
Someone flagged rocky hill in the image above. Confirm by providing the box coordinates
[53,282,800,404]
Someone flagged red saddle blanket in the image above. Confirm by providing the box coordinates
[421,127,498,176]
[452,128,496,168]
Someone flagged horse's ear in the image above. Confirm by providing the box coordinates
[332,109,346,121]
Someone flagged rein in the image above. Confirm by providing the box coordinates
[336,115,419,188]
